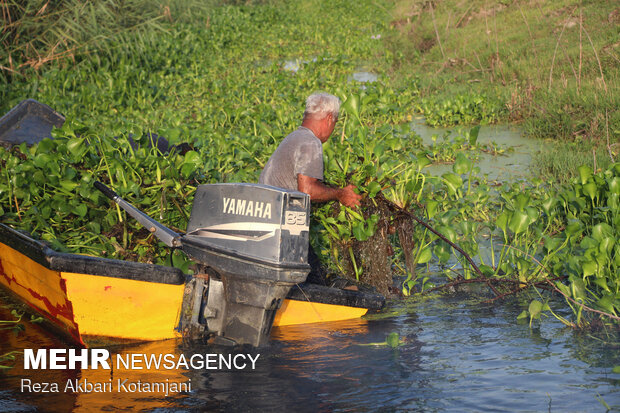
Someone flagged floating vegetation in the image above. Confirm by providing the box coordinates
[0,305,43,370]
[0,0,617,331]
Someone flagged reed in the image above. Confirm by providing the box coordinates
[0,0,180,83]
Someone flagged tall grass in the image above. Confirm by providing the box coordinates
[0,0,187,84]
[532,142,615,186]
[386,0,619,145]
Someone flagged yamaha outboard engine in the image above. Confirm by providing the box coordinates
[95,182,311,346]
[182,183,310,346]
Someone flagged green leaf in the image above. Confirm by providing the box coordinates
[540,197,557,215]
[593,277,610,293]
[514,193,530,211]
[86,222,101,234]
[565,220,583,238]
[555,281,571,297]
[352,222,368,241]
[438,226,457,243]
[60,180,79,192]
[496,210,509,234]
[417,246,432,264]
[582,182,598,201]
[525,206,539,224]
[578,165,592,185]
[426,200,438,218]
[528,300,543,326]
[167,127,181,143]
[453,152,472,175]
[33,153,52,168]
[415,153,431,169]
[180,163,195,179]
[599,237,615,255]
[582,260,597,277]
[183,150,201,166]
[342,94,360,122]
[66,137,87,158]
[544,236,562,252]
[508,210,530,234]
[367,181,382,198]
[570,277,587,301]
[442,173,463,197]
[580,236,598,250]
[607,177,620,195]
[595,295,616,314]
[468,125,480,146]
[433,243,451,263]
[591,223,613,242]
[479,264,495,276]
[386,332,400,348]
[36,138,55,154]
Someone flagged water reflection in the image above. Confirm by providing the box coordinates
[1,291,618,411]
[282,59,303,72]
[411,117,542,182]
[349,71,378,83]
[281,58,379,86]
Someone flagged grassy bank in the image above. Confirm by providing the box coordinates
[385,0,619,148]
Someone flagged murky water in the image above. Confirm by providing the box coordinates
[411,118,541,182]
[349,70,378,83]
[1,289,618,412]
[282,58,379,85]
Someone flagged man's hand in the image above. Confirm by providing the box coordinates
[338,184,362,208]
[298,174,362,207]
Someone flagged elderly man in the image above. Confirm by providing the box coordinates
[259,92,362,287]
[259,92,361,207]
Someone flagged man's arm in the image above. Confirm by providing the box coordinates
[297,174,362,207]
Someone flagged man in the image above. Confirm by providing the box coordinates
[259,92,361,207]
[259,92,362,286]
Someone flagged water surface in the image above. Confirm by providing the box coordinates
[411,118,541,182]
[1,290,618,412]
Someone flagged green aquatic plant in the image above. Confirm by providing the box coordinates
[416,93,505,127]
[358,332,405,348]
[0,309,24,332]
[0,308,41,369]
[0,0,617,329]
[0,351,21,370]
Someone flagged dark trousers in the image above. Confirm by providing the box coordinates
[306,247,328,285]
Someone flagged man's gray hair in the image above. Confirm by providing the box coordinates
[304,92,340,119]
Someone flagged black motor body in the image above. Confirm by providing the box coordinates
[181,184,311,346]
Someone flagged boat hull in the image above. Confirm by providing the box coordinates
[0,223,384,345]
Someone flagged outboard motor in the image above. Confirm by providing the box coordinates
[95,182,311,346]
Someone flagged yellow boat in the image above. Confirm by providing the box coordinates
[0,222,384,346]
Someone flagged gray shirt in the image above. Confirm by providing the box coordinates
[259,127,323,191]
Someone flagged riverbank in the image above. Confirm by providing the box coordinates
[385,0,618,140]
[2,1,617,184]
[384,0,618,180]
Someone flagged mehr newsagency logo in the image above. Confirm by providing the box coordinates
[20,348,260,396]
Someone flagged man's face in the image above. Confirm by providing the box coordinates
[320,113,338,143]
